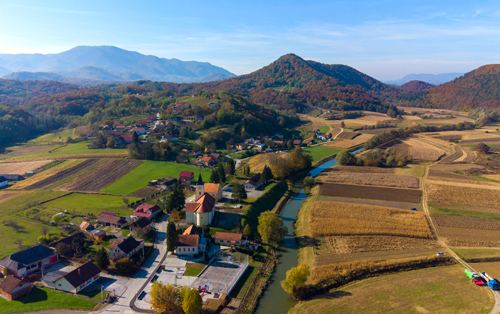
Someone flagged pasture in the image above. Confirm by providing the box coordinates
[289,265,493,314]
[44,193,139,216]
[101,160,211,195]
[309,201,432,239]
[302,146,341,163]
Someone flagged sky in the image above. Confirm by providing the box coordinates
[0,0,499,81]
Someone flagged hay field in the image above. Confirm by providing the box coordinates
[290,265,493,314]
[325,133,372,149]
[326,235,439,254]
[341,111,397,128]
[244,153,286,173]
[0,160,53,175]
[438,227,500,247]
[12,159,85,189]
[309,201,432,239]
[318,171,420,189]
[428,183,500,213]
[319,183,422,203]
[402,138,446,161]
[470,262,500,281]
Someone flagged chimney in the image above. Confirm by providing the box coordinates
[78,268,81,276]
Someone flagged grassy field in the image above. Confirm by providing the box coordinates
[453,248,500,260]
[101,160,211,195]
[184,262,207,276]
[289,265,493,314]
[318,126,330,134]
[302,146,341,163]
[0,287,96,314]
[1,141,127,161]
[428,205,500,220]
[44,193,139,216]
[27,128,75,145]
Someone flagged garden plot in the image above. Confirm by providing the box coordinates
[318,183,422,203]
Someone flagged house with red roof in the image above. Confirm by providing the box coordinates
[0,276,31,300]
[179,171,194,184]
[132,204,161,220]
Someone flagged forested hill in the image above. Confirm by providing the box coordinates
[401,65,500,110]
[399,81,434,93]
[0,79,80,106]
[151,54,397,114]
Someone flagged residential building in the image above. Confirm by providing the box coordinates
[0,174,24,181]
[244,173,263,190]
[179,171,194,184]
[200,156,215,167]
[293,139,302,146]
[0,176,8,188]
[0,245,58,278]
[176,235,199,256]
[88,229,106,240]
[98,214,128,228]
[132,204,161,220]
[109,237,144,260]
[0,276,31,300]
[43,261,100,293]
[130,217,151,236]
[79,221,94,232]
[213,232,247,246]
[182,225,207,252]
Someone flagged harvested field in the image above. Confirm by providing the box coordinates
[318,172,420,189]
[327,165,395,173]
[469,262,500,281]
[440,146,463,163]
[427,183,500,213]
[431,163,485,172]
[326,235,439,254]
[438,227,500,248]
[0,160,53,175]
[433,135,462,142]
[0,191,27,204]
[60,159,141,192]
[335,132,360,140]
[309,201,432,238]
[342,112,397,127]
[12,159,84,189]
[378,139,410,155]
[24,159,99,190]
[313,248,439,266]
[244,153,286,174]
[326,134,373,149]
[461,146,476,162]
[318,195,420,211]
[408,147,441,161]
[432,213,500,231]
[428,170,484,184]
[357,127,398,134]
[129,186,161,198]
[318,183,422,203]
[0,145,56,159]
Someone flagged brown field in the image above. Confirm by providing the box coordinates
[470,262,500,280]
[11,159,85,189]
[318,183,422,203]
[336,132,360,140]
[397,106,469,116]
[438,226,500,247]
[0,191,27,204]
[326,235,439,255]
[357,127,398,134]
[416,117,474,126]
[313,248,439,266]
[318,195,420,211]
[74,125,92,136]
[378,139,410,155]
[318,171,420,189]
[408,147,442,161]
[325,133,373,149]
[440,146,464,163]
[0,145,55,159]
[0,160,53,175]
[328,165,395,173]
[434,134,462,142]
[428,170,484,184]
[341,111,397,128]
[431,163,485,172]
[129,186,161,198]
[24,159,99,190]
[432,213,500,231]
[244,153,286,174]
[309,201,432,239]
[60,159,142,192]
[461,146,476,162]
[428,183,500,213]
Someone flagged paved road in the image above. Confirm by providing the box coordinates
[93,214,168,314]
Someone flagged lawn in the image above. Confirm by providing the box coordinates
[0,287,96,314]
[44,193,139,216]
[184,262,207,276]
[303,146,342,163]
[79,288,109,302]
[289,265,493,314]
[101,160,212,195]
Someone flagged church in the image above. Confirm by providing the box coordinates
[185,175,216,227]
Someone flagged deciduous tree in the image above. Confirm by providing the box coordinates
[257,211,287,245]
[281,264,310,296]
[150,281,181,313]
[182,287,202,314]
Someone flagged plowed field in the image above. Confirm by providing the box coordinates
[318,172,420,189]
[24,159,99,190]
[326,235,439,254]
[60,159,141,192]
[318,183,422,203]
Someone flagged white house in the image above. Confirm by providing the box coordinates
[109,237,144,260]
[0,176,8,188]
[43,261,100,293]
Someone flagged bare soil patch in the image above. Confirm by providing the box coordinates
[336,132,360,140]
[60,159,142,192]
[318,195,420,211]
[326,235,439,255]
[24,159,99,190]
[317,171,420,189]
[129,186,161,198]
[318,183,422,203]
[0,160,53,175]
[309,201,432,239]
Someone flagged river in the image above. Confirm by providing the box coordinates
[255,157,341,314]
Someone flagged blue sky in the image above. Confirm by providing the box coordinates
[0,0,499,80]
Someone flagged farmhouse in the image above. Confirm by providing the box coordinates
[98,213,128,228]
[132,204,161,220]
[88,229,106,240]
[130,217,151,235]
[293,139,302,146]
[244,173,263,190]
[0,245,58,278]
[43,261,101,294]
[179,171,194,184]
[109,237,144,260]
[213,232,247,246]
[0,176,8,188]
[200,156,215,166]
[0,276,31,300]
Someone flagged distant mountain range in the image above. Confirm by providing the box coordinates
[0,46,235,85]
[385,73,464,86]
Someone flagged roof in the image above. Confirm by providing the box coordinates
[196,173,204,185]
[0,176,7,183]
[185,193,215,214]
[244,173,261,187]
[179,171,194,178]
[2,245,56,268]
[133,204,160,218]
[0,276,29,294]
[79,221,93,231]
[213,232,244,242]
[183,225,200,235]
[98,214,127,225]
[0,174,24,181]
[177,234,199,247]
[89,230,106,237]
[61,262,101,288]
[200,156,213,162]
[131,217,150,229]
[293,140,302,145]
[204,183,220,194]
[116,237,142,255]
[42,270,66,283]
[99,211,116,216]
